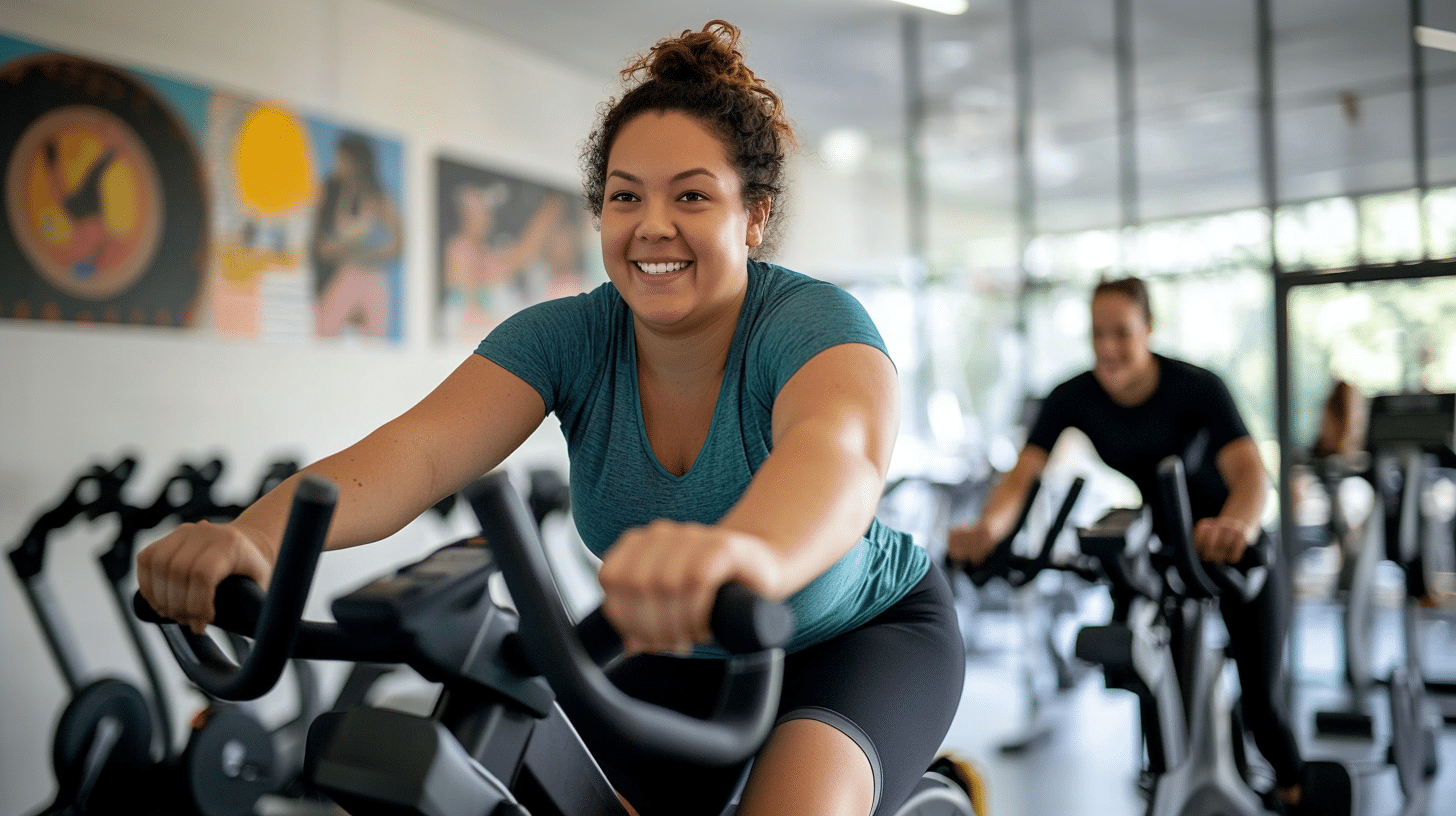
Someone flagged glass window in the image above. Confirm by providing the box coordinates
[1275,197,1358,270]
[1288,276,1456,449]
[1126,210,1271,277]
[1024,284,1093,395]
[1426,186,1456,259]
[1359,191,1423,264]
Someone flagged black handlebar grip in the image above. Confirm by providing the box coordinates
[1156,456,1269,602]
[1156,456,1221,599]
[575,583,795,669]
[708,583,794,654]
[132,574,266,629]
[467,470,788,766]
[963,479,1043,587]
[1206,542,1269,602]
[133,474,337,701]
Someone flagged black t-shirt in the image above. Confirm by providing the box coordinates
[1026,354,1250,540]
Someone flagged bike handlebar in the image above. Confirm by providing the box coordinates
[132,474,336,700]
[1155,456,1267,602]
[465,471,792,766]
[962,476,1086,588]
[136,468,792,768]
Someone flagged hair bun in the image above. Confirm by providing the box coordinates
[634,20,758,90]
[584,19,797,258]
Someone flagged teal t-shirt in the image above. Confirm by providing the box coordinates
[475,260,929,655]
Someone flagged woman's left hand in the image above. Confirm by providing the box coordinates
[596,519,782,656]
[1192,516,1253,565]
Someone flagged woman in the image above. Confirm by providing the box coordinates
[310,131,402,338]
[947,276,1348,816]
[442,183,566,337]
[139,21,964,816]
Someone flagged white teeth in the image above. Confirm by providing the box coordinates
[636,261,689,275]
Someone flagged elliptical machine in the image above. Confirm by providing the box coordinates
[1072,456,1353,816]
[136,471,981,816]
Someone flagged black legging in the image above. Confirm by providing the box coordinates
[588,565,966,816]
[1221,535,1303,790]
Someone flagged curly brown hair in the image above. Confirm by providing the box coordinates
[580,20,798,257]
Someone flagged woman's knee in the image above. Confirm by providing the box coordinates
[737,718,875,816]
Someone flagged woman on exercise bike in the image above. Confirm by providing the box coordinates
[137,20,966,816]
[947,276,1350,816]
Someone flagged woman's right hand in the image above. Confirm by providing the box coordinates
[946,521,998,567]
[136,520,277,635]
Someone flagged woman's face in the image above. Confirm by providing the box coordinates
[333,148,359,184]
[599,110,767,334]
[1090,291,1154,395]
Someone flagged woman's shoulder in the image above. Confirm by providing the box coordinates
[1048,369,1100,400]
[749,261,870,320]
[1158,354,1227,390]
[753,259,836,294]
[490,281,622,340]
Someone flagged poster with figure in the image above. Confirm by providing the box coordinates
[205,94,404,343]
[0,31,407,343]
[308,126,405,342]
[0,41,210,326]
[435,156,592,342]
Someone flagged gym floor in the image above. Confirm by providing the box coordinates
[938,579,1456,816]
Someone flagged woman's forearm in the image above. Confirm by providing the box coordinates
[1215,437,1269,540]
[233,356,547,559]
[231,427,454,558]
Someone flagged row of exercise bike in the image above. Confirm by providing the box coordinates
[889,390,1453,816]
[10,455,980,816]
[7,456,564,816]
[9,389,1451,816]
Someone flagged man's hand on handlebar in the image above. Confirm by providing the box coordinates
[946,521,997,567]
[136,520,276,635]
[597,519,782,657]
[1192,515,1253,566]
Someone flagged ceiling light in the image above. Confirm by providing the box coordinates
[1415,25,1456,53]
[888,0,970,15]
[821,128,871,174]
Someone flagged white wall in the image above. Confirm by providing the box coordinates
[0,1,605,811]
[0,2,919,812]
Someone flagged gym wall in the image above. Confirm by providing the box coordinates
[0,1,857,812]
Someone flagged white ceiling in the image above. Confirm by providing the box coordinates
[391,0,1456,229]
[392,0,920,146]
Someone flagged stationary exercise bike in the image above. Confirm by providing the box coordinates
[8,456,361,816]
[9,457,285,816]
[9,458,158,816]
[1072,456,1353,816]
[136,470,982,816]
[1354,392,1451,815]
[98,457,383,806]
[955,475,1093,753]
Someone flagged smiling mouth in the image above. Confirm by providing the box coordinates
[635,261,690,275]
